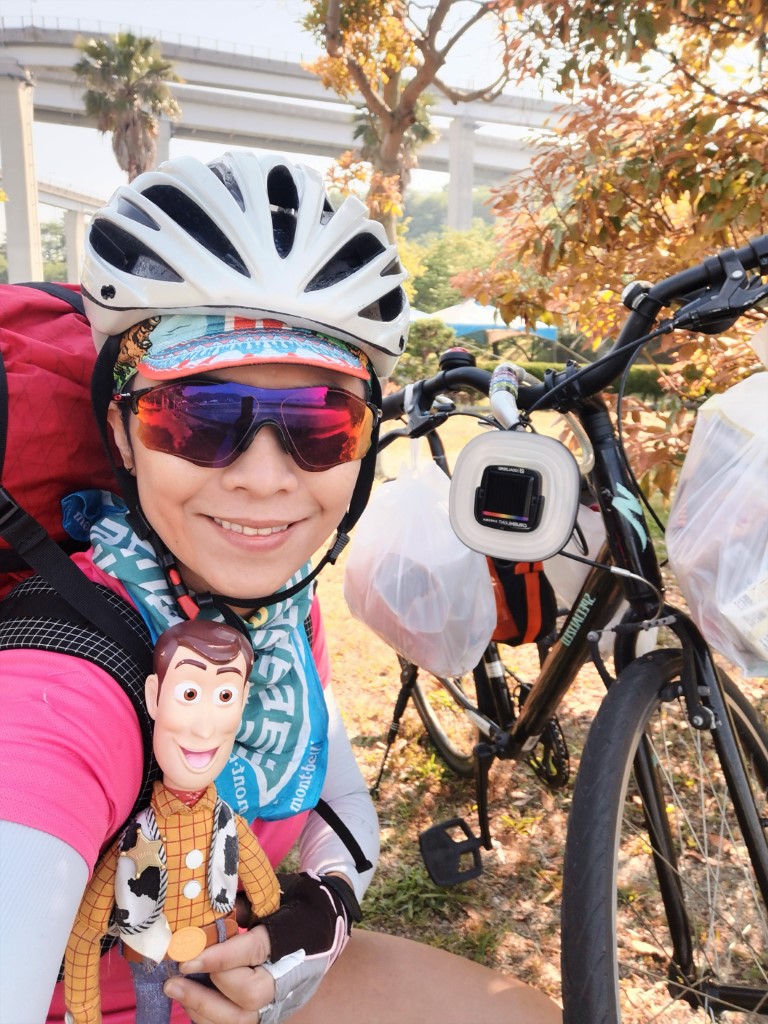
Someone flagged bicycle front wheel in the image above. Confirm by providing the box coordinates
[409,659,484,777]
[562,649,768,1023]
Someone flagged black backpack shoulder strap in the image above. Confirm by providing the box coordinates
[0,494,154,666]
[0,575,160,824]
[0,573,159,979]
[16,281,86,316]
[313,797,373,874]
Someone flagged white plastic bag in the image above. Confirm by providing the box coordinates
[667,372,768,676]
[343,450,497,677]
[545,503,608,609]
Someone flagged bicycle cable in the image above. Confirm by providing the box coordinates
[558,548,665,619]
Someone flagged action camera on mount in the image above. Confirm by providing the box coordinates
[474,463,544,533]
[449,430,581,562]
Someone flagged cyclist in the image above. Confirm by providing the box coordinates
[0,151,562,1024]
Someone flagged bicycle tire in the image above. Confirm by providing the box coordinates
[409,659,483,777]
[562,649,768,1023]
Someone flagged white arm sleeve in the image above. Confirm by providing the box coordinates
[297,687,379,902]
[0,820,89,1024]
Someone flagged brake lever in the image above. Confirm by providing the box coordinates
[673,250,768,334]
[401,381,451,438]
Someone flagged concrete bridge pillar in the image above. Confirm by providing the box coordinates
[64,209,85,281]
[156,115,173,167]
[447,116,477,231]
[0,55,43,281]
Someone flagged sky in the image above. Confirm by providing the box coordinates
[0,0,512,231]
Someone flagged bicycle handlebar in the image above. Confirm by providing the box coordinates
[382,233,768,423]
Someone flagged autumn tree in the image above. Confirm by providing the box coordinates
[411,221,500,311]
[73,33,180,181]
[456,1,768,500]
[462,1,768,345]
[303,1,518,241]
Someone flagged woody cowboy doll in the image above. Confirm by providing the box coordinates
[64,619,281,1024]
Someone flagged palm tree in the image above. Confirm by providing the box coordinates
[73,33,181,181]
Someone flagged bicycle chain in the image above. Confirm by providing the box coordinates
[526,715,570,789]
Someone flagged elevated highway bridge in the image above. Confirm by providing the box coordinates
[0,22,564,281]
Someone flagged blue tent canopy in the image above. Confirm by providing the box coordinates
[430,299,557,341]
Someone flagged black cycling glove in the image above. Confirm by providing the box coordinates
[239,870,362,1023]
[264,870,362,960]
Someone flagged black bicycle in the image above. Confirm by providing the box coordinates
[374,237,768,1022]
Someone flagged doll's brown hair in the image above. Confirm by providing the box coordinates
[153,620,254,689]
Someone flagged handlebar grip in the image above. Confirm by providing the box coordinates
[643,233,768,307]
[734,233,768,272]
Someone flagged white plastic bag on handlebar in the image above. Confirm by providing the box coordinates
[667,370,768,676]
[343,447,496,678]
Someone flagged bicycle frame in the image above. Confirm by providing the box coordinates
[493,395,768,1007]
[413,389,768,981]
[477,395,652,757]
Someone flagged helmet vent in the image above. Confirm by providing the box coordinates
[89,220,183,282]
[304,233,386,292]
[358,286,405,324]
[267,166,299,258]
[116,196,159,230]
[320,197,335,226]
[208,160,246,211]
[142,185,250,277]
[272,210,297,258]
[381,257,403,278]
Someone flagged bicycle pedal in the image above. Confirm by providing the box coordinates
[419,818,483,887]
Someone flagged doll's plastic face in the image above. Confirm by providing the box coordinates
[145,644,250,792]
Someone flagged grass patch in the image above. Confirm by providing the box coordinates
[361,862,470,926]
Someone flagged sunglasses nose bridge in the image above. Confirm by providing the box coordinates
[237,416,293,461]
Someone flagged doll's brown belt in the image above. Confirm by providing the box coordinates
[121,911,239,963]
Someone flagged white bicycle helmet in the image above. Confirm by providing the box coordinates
[82,151,409,379]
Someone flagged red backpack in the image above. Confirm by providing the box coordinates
[0,282,159,850]
[0,282,119,596]
[0,282,156,662]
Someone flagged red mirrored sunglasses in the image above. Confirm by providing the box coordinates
[113,379,380,472]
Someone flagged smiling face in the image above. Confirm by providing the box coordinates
[109,362,365,606]
[145,642,250,793]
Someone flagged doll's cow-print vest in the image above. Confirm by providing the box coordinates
[115,798,240,938]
